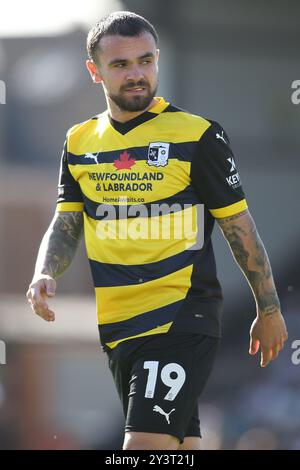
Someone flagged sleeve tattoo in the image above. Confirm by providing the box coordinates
[218,210,280,316]
[35,211,84,279]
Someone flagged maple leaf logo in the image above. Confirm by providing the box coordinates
[113,150,136,170]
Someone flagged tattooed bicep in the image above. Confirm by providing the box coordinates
[216,209,256,236]
[217,209,249,228]
[50,211,84,242]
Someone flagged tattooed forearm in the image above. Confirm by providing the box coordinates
[218,210,280,316]
[34,211,84,279]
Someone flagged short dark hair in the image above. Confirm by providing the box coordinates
[87,11,159,63]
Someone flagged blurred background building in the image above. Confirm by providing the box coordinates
[0,0,299,450]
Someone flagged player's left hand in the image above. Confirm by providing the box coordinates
[249,310,288,367]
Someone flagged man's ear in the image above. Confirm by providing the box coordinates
[156,48,160,61]
[86,59,102,84]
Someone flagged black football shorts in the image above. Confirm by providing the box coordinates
[105,332,220,444]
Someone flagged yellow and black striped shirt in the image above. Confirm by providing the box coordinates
[56,97,247,350]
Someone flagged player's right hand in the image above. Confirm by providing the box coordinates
[26,275,57,322]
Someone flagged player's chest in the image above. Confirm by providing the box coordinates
[70,141,196,203]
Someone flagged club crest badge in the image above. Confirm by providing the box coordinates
[147,142,170,167]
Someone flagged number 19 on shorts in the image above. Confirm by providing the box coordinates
[143,361,186,401]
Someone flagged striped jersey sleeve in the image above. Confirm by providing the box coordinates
[190,121,248,218]
[56,140,84,212]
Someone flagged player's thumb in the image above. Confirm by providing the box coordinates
[45,278,56,297]
[249,337,260,355]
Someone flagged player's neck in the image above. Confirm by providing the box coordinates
[106,97,158,123]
